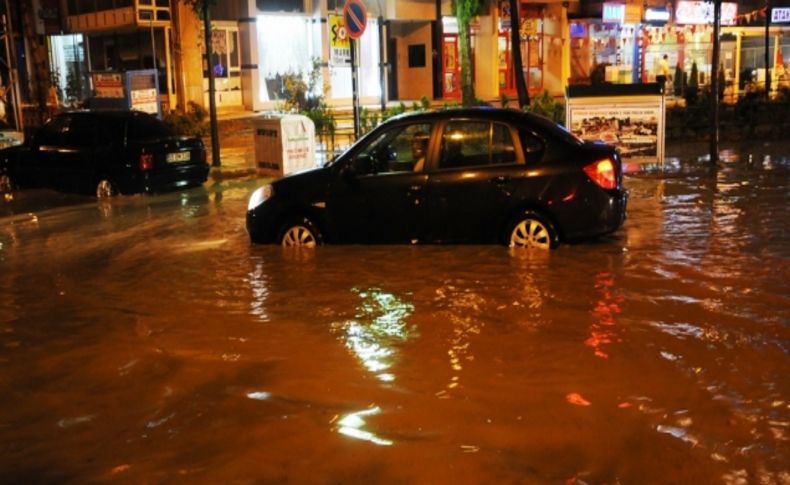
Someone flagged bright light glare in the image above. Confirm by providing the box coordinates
[337,407,393,446]
[248,184,273,211]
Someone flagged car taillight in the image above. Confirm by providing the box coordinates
[139,153,154,171]
[584,158,617,190]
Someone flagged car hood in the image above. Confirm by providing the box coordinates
[273,165,331,197]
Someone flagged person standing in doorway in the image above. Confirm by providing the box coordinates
[657,54,671,92]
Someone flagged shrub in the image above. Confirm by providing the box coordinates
[526,90,565,124]
[163,101,209,137]
[684,62,699,105]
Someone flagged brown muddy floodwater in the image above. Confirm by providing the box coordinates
[0,156,788,484]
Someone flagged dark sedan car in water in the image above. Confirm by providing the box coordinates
[246,107,627,249]
[0,110,208,197]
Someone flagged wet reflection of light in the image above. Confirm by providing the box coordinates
[336,406,393,446]
[433,286,488,395]
[338,288,414,382]
[585,272,622,359]
[247,260,270,322]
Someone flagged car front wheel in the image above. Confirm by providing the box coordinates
[278,217,323,248]
[0,173,14,192]
[96,178,117,198]
[507,211,558,250]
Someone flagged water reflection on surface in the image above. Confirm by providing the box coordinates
[0,157,788,482]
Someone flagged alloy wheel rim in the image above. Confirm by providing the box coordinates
[97,180,113,198]
[510,219,551,250]
[282,226,317,248]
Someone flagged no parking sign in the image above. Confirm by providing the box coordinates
[343,0,367,40]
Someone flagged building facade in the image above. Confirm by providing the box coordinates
[5,0,789,125]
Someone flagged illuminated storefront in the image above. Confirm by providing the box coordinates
[569,1,789,98]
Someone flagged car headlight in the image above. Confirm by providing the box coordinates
[248,184,274,211]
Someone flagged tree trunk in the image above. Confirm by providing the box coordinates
[458,16,474,106]
[510,0,528,109]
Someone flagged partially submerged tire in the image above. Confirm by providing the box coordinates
[0,173,13,192]
[506,211,558,250]
[96,178,117,198]
[278,216,323,248]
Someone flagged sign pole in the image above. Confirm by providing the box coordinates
[350,37,360,140]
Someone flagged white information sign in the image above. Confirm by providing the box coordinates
[567,96,666,165]
[130,88,159,115]
[773,8,790,24]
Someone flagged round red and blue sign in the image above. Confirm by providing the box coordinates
[343,0,367,40]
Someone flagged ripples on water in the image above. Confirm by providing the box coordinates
[0,158,788,483]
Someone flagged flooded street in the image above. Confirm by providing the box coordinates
[0,157,788,483]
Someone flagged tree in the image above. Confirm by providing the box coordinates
[180,0,220,167]
[509,0,528,109]
[452,0,491,106]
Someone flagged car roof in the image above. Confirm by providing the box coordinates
[382,106,579,143]
[56,110,154,121]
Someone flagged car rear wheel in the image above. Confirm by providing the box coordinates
[96,178,117,198]
[0,173,14,192]
[507,212,558,250]
[278,217,323,248]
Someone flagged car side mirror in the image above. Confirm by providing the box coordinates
[351,154,372,175]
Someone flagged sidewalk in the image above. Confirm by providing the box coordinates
[207,108,790,180]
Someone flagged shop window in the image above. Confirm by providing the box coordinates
[408,45,426,68]
[256,0,304,13]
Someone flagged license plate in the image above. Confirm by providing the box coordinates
[167,151,191,163]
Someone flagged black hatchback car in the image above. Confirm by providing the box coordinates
[246,108,627,250]
[0,110,208,197]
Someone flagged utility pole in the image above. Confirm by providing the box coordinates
[1,0,22,131]
[709,0,721,164]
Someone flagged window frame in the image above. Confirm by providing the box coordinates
[434,118,525,171]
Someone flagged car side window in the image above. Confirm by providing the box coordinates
[491,123,517,164]
[351,122,432,175]
[62,116,96,148]
[35,116,70,146]
[518,127,546,164]
[439,121,489,169]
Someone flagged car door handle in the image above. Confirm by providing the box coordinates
[490,176,510,185]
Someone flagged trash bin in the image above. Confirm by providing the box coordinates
[254,114,316,178]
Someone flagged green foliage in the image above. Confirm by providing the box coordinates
[163,101,210,137]
[500,93,510,108]
[383,102,407,120]
[359,107,379,135]
[684,62,699,105]
[419,96,431,110]
[525,90,565,124]
[179,0,217,16]
[666,89,790,141]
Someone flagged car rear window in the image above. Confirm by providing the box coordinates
[127,114,173,141]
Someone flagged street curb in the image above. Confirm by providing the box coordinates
[209,167,258,181]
